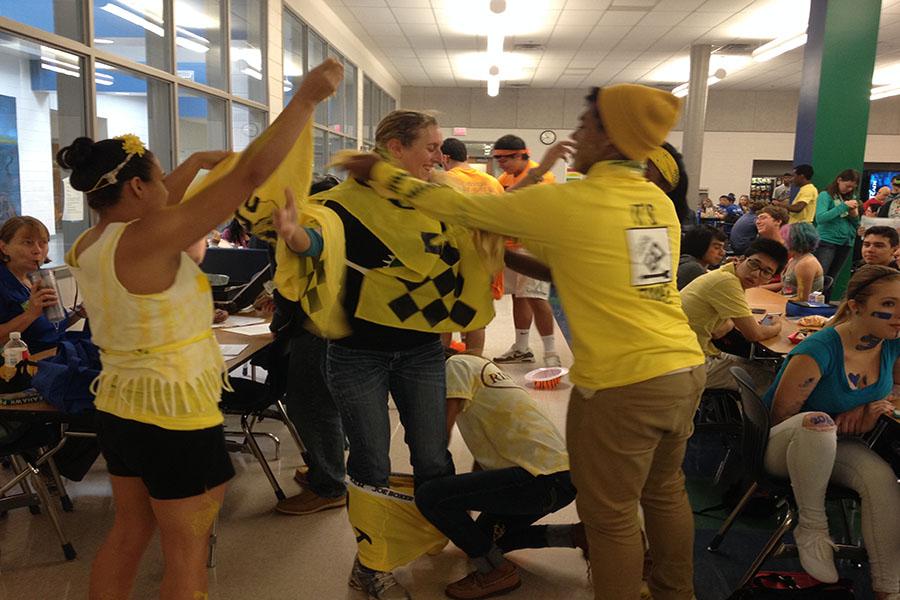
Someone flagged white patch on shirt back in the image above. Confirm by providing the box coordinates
[626,227,672,287]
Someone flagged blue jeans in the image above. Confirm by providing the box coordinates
[325,339,454,488]
[813,241,851,300]
[284,332,346,498]
[415,468,576,558]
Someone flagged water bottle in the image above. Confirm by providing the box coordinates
[27,268,66,323]
[3,332,29,367]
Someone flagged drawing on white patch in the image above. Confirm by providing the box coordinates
[626,227,672,287]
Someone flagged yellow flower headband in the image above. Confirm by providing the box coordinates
[86,133,148,193]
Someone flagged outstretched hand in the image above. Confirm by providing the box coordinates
[537,141,575,172]
[298,58,344,105]
[341,153,381,182]
[272,188,300,240]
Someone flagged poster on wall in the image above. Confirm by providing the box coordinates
[0,94,22,220]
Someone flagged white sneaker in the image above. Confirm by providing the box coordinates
[794,526,838,583]
[493,345,535,364]
[349,556,411,599]
[544,352,562,368]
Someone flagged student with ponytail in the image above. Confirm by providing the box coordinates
[763,265,900,598]
[57,58,342,600]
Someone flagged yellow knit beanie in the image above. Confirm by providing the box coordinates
[597,84,682,161]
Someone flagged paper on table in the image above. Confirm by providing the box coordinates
[221,323,272,336]
[219,344,248,357]
[212,315,267,329]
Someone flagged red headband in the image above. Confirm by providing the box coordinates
[492,148,529,157]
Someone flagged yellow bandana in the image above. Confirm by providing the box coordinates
[646,146,680,189]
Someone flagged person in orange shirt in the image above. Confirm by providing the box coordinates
[440,138,504,357]
[491,134,560,367]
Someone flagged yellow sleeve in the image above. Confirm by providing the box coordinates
[372,161,562,244]
[796,185,816,204]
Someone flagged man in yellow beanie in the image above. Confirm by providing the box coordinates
[340,84,706,600]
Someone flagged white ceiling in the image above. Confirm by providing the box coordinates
[320,0,900,92]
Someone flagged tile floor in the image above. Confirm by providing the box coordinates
[0,296,592,599]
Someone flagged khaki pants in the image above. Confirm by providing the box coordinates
[567,367,705,600]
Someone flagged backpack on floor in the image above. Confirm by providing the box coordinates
[727,572,855,599]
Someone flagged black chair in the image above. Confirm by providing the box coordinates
[0,422,76,560]
[707,367,865,593]
[219,377,306,502]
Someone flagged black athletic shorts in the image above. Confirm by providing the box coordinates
[96,411,234,500]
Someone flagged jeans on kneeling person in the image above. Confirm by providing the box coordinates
[415,355,585,600]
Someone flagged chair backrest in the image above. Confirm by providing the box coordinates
[729,366,771,482]
[822,275,834,292]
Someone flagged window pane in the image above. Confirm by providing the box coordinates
[230,0,266,103]
[312,128,325,176]
[282,10,305,107]
[231,103,266,152]
[363,76,373,142]
[308,30,327,125]
[344,62,357,140]
[96,63,173,171]
[177,88,226,164]
[0,0,83,42]
[326,132,342,175]
[175,0,226,90]
[326,48,345,133]
[93,0,170,71]
[0,32,87,264]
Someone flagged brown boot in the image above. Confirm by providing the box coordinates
[445,561,520,600]
[275,489,346,515]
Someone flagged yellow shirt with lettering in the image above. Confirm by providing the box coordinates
[444,166,504,195]
[679,263,753,356]
[446,355,568,476]
[789,183,819,224]
[371,160,705,390]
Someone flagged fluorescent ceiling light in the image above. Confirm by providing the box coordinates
[871,84,900,101]
[454,51,534,81]
[752,32,807,63]
[96,62,117,70]
[40,55,79,69]
[487,33,504,57]
[41,63,81,78]
[646,54,751,84]
[95,72,115,86]
[283,58,303,78]
[724,0,810,38]
[439,0,550,36]
[93,38,115,44]
[118,0,164,22]
[487,77,499,97]
[283,79,293,92]
[872,62,900,87]
[100,3,164,37]
[175,36,209,53]
[670,70,725,99]
[174,3,218,29]
[240,66,263,80]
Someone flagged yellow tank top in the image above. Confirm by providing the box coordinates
[66,222,226,430]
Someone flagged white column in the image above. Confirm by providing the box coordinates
[681,44,711,213]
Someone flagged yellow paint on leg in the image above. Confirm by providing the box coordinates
[189,497,221,537]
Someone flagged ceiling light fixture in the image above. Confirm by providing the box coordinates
[100,3,164,37]
[40,63,81,78]
[489,0,506,13]
[671,69,726,99]
[751,31,808,63]
[487,76,499,97]
[871,84,900,101]
[175,36,210,53]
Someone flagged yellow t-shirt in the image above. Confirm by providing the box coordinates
[444,166,504,195]
[789,183,819,224]
[446,355,568,476]
[497,160,555,190]
[679,263,753,356]
[372,159,705,390]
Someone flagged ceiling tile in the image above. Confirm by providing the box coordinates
[394,7,435,23]
[350,7,396,23]
[598,10,649,26]
[640,10,688,27]
[400,22,440,36]
[697,0,754,11]
[555,10,605,27]
[385,0,430,6]
[654,0,703,8]
[406,35,447,49]
[343,0,388,6]
[680,11,731,27]
[363,22,404,35]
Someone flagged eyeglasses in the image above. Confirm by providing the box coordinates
[746,257,777,279]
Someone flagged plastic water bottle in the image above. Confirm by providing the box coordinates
[3,332,29,367]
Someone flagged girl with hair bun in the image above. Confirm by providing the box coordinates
[58,58,342,599]
[763,265,900,596]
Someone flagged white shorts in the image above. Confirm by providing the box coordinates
[503,267,551,300]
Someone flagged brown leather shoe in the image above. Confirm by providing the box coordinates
[275,489,346,516]
[294,466,309,488]
[445,561,521,600]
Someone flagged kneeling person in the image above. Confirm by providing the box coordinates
[681,238,788,394]
[415,355,583,600]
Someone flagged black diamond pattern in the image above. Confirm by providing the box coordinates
[421,299,450,326]
[388,294,420,322]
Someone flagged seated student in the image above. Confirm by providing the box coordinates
[415,354,585,600]
[0,216,86,352]
[729,200,766,256]
[860,226,900,269]
[755,204,790,247]
[769,222,824,300]
[716,193,742,222]
[762,265,900,598]
[677,225,727,290]
[680,238,788,394]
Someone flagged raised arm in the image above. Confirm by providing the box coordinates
[505,141,573,192]
[163,151,233,207]
[770,354,822,425]
[127,59,343,258]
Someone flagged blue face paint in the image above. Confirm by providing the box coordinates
[871,311,893,320]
